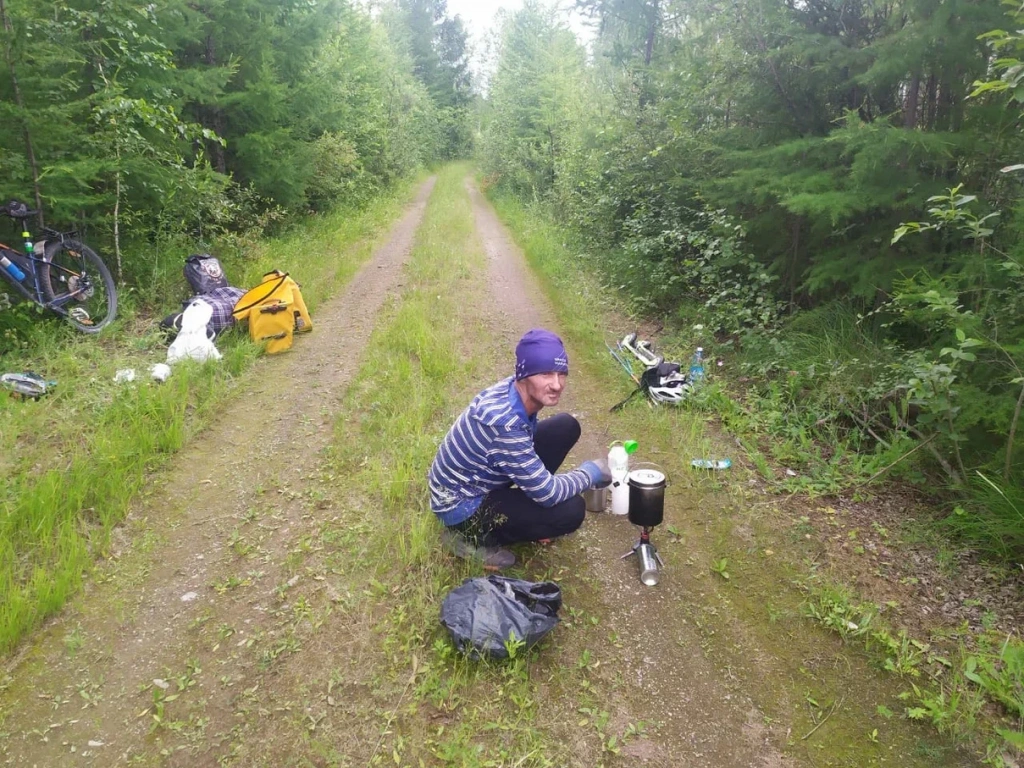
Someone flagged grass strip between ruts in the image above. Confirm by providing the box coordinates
[289,164,609,766]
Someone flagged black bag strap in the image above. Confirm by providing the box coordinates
[259,301,289,314]
[233,272,289,315]
[610,385,646,412]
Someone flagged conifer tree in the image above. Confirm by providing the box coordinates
[392,0,473,158]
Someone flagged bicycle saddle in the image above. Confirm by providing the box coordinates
[4,200,37,219]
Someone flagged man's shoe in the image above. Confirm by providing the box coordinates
[440,528,516,570]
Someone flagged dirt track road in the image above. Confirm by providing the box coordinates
[0,177,435,767]
[465,181,793,767]
[0,169,970,767]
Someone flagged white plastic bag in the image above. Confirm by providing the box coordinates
[167,300,221,364]
[150,363,172,382]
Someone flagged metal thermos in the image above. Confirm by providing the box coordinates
[583,486,609,513]
[636,542,660,586]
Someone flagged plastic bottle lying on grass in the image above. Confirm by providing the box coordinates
[1,371,54,399]
[691,458,731,470]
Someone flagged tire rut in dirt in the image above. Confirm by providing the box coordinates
[0,177,437,768]
[465,177,794,768]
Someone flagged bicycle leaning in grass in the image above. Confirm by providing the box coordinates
[0,200,117,333]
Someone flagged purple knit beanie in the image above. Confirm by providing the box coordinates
[514,329,569,381]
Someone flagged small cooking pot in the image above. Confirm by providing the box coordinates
[627,464,667,528]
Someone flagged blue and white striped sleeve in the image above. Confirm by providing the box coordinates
[489,429,592,507]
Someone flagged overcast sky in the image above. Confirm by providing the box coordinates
[444,0,594,80]
[445,0,523,41]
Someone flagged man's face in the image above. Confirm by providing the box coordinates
[519,371,567,412]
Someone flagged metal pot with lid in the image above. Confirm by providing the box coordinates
[627,464,667,528]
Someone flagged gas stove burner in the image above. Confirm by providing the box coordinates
[621,527,665,586]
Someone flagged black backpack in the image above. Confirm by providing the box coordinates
[641,361,682,388]
[184,253,229,294]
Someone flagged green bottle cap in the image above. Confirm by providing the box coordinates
[624,440,638,454]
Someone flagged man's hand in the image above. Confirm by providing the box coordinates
[581,457,612,488]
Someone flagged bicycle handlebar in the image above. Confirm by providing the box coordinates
[3,200,39,220]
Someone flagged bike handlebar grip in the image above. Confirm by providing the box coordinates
[4,201,37,218]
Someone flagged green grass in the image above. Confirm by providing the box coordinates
[290,164,618,765]
[329,164,563,763]
[487,188,1024,766]
[698,303,920,494]
[797,573,1024,759]
[0,178,422,655]
[944,471,1024,560]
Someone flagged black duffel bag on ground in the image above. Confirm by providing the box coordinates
[440,576,562,659]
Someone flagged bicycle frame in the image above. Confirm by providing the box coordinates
[0,232,82,319]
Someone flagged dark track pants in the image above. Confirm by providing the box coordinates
[450,412,587,546]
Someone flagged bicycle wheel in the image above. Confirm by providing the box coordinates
[41,239,117,333]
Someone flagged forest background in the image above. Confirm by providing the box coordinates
[5,0,1024,758]
[477,0,1024,565]
[3,0,1024,562]
[0,0,473,302]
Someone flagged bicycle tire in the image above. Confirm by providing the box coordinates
[41,239,117,333]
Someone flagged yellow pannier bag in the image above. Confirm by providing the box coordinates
[232,271,313,354]
[251,299,294,354]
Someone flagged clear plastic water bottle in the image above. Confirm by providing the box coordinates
[0,255,26,282]
[689,347,705,383]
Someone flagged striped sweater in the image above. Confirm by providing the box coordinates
[428,377,599,526]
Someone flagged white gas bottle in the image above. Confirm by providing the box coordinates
[608,440,637,516]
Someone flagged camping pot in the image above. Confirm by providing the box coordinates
[627,465,667,528]
[583,486,609,513]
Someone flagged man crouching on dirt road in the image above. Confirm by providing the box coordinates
[428,328,612,570]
